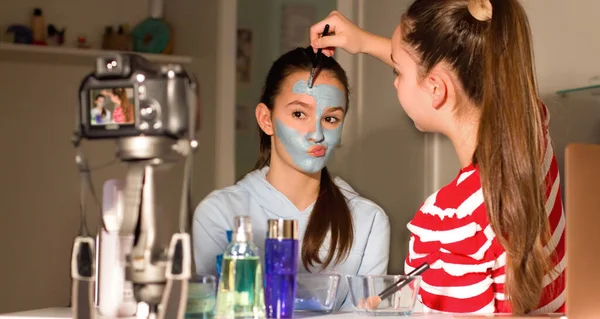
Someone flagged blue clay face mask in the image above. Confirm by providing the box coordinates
[275,80,346,174]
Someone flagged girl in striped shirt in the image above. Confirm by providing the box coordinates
[310,0,565,315]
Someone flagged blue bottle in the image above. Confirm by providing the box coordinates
[264,219,298,319]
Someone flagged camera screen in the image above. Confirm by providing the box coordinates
[89,87,135,126]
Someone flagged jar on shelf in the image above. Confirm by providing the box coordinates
[77,36,91,49]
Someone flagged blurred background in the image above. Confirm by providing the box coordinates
[0,0,597,313]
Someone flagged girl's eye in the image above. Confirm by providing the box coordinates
[293,111,306,119]
[324,116,339,124]
[392,68,399,76]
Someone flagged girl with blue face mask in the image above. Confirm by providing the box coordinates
[192,47,390,310]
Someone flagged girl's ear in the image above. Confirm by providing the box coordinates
[256,103,274,135]
[425,69,449,110]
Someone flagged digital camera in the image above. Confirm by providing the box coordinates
[78,53,196,140]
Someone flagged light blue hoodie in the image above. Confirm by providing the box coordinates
[192,167,390,311]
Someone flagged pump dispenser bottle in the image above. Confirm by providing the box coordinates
[215,216,265,319]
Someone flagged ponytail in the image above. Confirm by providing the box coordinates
[474,0,550,314]
[302,167,353,270]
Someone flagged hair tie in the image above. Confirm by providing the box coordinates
[468,0,493,22]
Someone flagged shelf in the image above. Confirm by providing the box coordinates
[556,84,600,97]
[0,42,193,66]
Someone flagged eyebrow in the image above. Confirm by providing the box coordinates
[325,106,345,112]
[286,100,311,108]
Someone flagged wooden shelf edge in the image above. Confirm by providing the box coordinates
[0,42,193,64]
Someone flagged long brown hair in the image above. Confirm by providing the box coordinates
[401,0,550,314]
[112,88,134,123]
[255,47,354,271]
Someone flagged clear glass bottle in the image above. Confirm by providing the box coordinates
[215,216,265,319]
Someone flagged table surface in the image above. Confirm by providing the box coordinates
[0,308,567,319]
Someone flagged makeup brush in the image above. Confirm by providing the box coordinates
[307,24,330,88]
[363,262,430,310]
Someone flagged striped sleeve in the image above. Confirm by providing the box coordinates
[531,103,566,314]
[405,166,496,314]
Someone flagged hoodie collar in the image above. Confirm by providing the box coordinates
[236,167,360,218]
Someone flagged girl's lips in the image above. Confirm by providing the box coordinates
[307,145,327,157]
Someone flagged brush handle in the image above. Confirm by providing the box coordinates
[313,24,330,67]
[378,262,430,300]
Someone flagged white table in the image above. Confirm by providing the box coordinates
[0,308,566,319]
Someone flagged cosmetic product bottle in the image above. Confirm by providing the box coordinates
[215,216,265,319]
[31,8,46,45]
[264,219,298,319]
[102,26,114,50]
[113,24,132,51]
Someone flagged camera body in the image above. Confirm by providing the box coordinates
[78,53,195,140]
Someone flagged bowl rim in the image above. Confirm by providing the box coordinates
[297,272,342,279]
[344,274,422,280]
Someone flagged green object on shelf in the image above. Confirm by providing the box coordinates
[556,84,600,96]
[131,18,171,54]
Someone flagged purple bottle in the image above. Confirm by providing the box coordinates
[265,219,298,318]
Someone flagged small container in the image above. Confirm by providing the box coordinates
[113,24,131,51]
[346,275,422,316]
[31,8,46,44]
[264,219,298,319]
[186,274,216,319]
[294,273,340,313]
[102,26,114,50]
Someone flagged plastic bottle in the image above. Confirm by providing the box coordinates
[31,8,46,45]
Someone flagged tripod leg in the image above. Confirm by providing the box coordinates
[158,233,192,319]
[71,236,96,319]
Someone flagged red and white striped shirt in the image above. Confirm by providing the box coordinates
[405,106,566,314]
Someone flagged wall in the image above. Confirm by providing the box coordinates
[0,0,218,313]
[235,0,337,180]
[525,0,600,194]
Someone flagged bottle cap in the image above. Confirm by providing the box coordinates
[234,216,252,235]
[267,219,298,240]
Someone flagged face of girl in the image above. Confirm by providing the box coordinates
[95,97,105,108]
[110,94,120,104]
[267,71,347,174]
